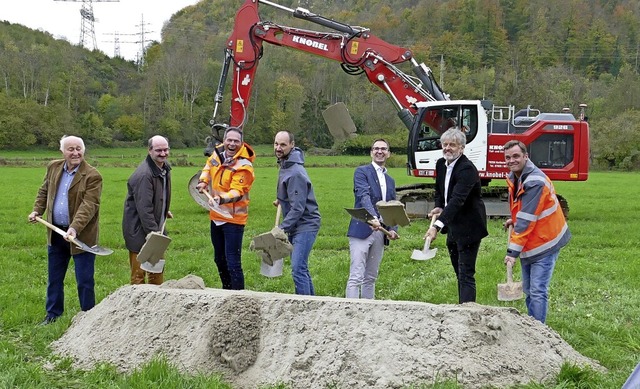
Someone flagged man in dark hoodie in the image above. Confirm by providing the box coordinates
[122,135,172,285]
[273,131,322,295]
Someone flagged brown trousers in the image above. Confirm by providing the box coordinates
[129,251,163,285]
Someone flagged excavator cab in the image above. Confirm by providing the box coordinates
[407,100,487,176]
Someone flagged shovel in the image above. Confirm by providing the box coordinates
[138,219,170,274]
[250,204,292,269]
[202,189,233,219]
[411,214,438,261]
[344,208,394,238]
[260,204,284,278]
[497,225,523,301]
[35,216,113,256]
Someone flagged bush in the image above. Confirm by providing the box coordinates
[335,132,409,155]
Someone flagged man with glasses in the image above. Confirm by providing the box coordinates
[425,127,488,304]
[346,139,399,299]
[123,135,172,285]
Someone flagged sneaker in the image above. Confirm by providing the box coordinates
[39,316,58,326]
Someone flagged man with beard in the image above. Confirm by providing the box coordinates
[273,131,321,295]
[424,127,488,304]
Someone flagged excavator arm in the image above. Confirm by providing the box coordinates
[210,0,448,137]
[201,0,589,220]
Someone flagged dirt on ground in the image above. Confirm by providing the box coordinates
[50,275,604,388]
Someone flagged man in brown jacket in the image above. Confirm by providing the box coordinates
[28,135,103,325]
[122,135,172,284]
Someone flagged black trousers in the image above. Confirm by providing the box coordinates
[447,240,481,304]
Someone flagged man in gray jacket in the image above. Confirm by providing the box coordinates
[274,131,321,295]
[122,135,172,285]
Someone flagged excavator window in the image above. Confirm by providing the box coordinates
[413,105,478,152]
[529,134,574,168]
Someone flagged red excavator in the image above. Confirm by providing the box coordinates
[205,0,590,217]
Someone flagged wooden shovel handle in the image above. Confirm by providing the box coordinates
[202,188,217,204]
[506,261,514,283]
[506,225,515,282]
[35,216,80,246]
[428,214,437,228]
[421,213,437,250]
[366,220,393,238]
[275,204,282,228]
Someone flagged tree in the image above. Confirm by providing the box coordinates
[299,91,332,148]
[114,114,145,142]
[591,110,640,169]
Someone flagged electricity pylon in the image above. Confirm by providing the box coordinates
[54,0,119,50]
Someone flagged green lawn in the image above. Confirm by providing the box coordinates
[0,147,638,388]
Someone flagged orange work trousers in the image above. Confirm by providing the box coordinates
[129,251,164,285]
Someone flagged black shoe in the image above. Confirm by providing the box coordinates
[39,316,58,326]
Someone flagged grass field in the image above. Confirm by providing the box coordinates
[0,147,638,388]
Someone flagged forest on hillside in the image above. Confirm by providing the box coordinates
[1,0,640,169]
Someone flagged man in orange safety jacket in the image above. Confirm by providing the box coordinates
[503,140,571,323]
[197,127,255,290]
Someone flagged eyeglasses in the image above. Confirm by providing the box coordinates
[372,147,388,152]
[154,148,170,153]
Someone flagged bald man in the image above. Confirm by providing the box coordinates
[123,135,173,285]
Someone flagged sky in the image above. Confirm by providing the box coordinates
[1,0,201,61]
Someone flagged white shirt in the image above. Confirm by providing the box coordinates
[443,157,459,207]
[433,157,460,231]
[372,162,387,202]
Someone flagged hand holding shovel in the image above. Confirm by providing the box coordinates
[138,218,171,274]
[202,189,233,219]
[411,214,438,261]
[34,216,113,256]
[259,204,285,277]
[344,208,395,238]
[251,203,291,275]
[497,225,523,301]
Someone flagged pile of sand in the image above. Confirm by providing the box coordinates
[50,275,603,388]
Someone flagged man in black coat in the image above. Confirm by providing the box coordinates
[425,127,488,303]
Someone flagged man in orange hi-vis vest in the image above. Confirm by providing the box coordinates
[503,140,571,323]
[197,128,256,290]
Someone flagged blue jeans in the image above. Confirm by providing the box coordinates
[210,222,245,290]
[46,233,96,319]
[521,250,560,323]
[290,230,318,295]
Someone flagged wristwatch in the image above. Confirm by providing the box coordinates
[433,224,442,232]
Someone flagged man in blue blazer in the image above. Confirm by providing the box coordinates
[346,139,399,299]
[425,127,488,303]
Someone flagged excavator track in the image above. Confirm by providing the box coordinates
[396,183,569,219]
